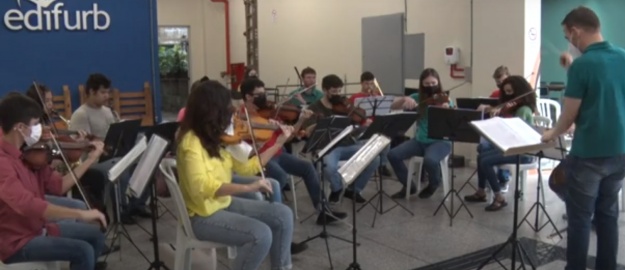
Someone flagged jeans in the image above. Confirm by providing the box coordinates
[191,197,293,270]
[4,223,105,270]
[91,158,150,212]
[477,140,510,183]
[232,175,282,202]
[322,141,380,193]
[476,148,533,193]
[387,139,451,190]
[45,195,88,223]
[265,151,321,209]
[564,155,625,270]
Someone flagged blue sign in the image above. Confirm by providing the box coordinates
[0,0,161,122]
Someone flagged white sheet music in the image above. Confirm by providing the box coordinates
[316,125,354,159]
[129,135,169,197]
[470,117,555,156]
[355,96,395,116]
[108,136,147,182]
[226,141,253,162]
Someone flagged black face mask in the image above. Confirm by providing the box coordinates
[253,94,267,109]
[421,85,440,95]
[328,95,344,105]
[496,84,503,89]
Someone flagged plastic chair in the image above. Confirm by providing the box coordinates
[406,155,450,199]
[159,158,236,270]
[537,99,561,126]
[0,262,60,270]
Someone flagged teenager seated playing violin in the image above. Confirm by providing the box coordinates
[301,74,381,204]
[239,77,348,225]
[387,68,453,199]
[176,80,297,270]
[0,94,108,270]
[463,75,537,211]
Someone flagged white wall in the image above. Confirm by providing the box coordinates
[157,0,228,84]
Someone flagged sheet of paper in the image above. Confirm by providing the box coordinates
[470,117,541,152]
[226,141,253,162]
[108,136,147,181]
[316,125,354,158]
[354,96,395,116]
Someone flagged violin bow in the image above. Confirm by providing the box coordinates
[242,106,273,202]
[373,78,384,96]
[491,90,536,112]
[32,81,94,211]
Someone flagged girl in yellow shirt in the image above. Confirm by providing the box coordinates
[176,80,295,270]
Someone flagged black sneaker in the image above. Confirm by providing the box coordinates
[291,242,308,255]
[343,189,366,203]
[418,185,438,199]
[95,261,107,270]
[391,187,416,199]
[380,167,393,177]
[328,190,342,204]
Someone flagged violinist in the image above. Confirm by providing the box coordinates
[176,80,296,270]
[464,75,537,211]
[286,67,323,107]
[0,94,108,270]
[301,74,380,204]
[387,68,452,199]
[240,78,347,225]
[489,65,510,98]
[69,74,151,224]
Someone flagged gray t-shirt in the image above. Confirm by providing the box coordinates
[69,104,117,138]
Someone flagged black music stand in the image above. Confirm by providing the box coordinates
[300,116,354,270]
[357,113,417,227]
[100,119,142,162]
[428,107,482,226]
[455,98,499,110]
[518,135,566,238]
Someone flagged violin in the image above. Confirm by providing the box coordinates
[424,92,450,106]
[257,101,302,124]
[221,116,280,145]
[489,91,535,117]
[331,96,367,124]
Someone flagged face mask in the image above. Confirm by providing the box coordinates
[253,94,267,109]
[22,123,42,146]
[568,42,582,59]
[496,83,503,90]
[328,95,344,105]
[421,85,440,95]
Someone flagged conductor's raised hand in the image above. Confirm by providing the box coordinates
[560,52,574,69]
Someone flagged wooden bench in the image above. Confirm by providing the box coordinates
[52,86,72,130]
[79,82,154,126]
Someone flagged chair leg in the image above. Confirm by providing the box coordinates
[620,189,624,212]
[290,176,299,220]
[209,248,218,270]
[228,247,237,259]
[174,245,188,270]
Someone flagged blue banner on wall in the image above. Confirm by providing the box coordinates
[0,0,161,122]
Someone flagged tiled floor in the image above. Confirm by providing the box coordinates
[86,163,625,270]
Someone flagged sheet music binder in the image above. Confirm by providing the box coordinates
[354,95,395,116]
[470,117,556,156]
[108,136,147,182]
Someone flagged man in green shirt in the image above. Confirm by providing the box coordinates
[541,7,625,270]
[286,67,323,106]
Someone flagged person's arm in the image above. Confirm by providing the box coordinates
[552,62,584,136]
[391,94,418,110]
[68,110,90,133]
[515,106,534,125]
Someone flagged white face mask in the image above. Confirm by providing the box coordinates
[22,123,42,146]
[568,42,582,59]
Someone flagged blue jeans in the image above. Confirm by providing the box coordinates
[322,141,380,193]
[477,148,533,193]
[265,151,321,209]
[191,197,293,270]
[477,140,510,183]
[387,139,451,190]
[564,155,625,270]
[232,175,281,202]
[45,195,88,223]
[4,223,105,270]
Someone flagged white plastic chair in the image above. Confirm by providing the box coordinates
[534,115,551,128]
[0,262,60,270]
[288,176,299,220]
[406,155,450,199]
[538,99,561,126]
[620,189,624,212]
[159,158,236,270]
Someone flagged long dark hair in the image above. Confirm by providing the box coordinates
[499,75,537,113]
[418,68,443,116]
[25,83,51,124]
[178,80,234,158]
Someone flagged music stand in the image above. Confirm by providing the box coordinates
[354,95,395,117]
[455,98,499,110]
[128,135,171,270]
[428,107,482,226]
[103,137,148,264]
[357,113,417,227]
[144,122,179,153]
[300,116,354,270]
[100,119,142,162]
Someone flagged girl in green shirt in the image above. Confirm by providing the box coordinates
[465,75,537,211]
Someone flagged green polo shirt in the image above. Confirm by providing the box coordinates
[287,87,323,106]
[565,41,625,158]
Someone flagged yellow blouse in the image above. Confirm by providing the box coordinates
[176,131,261,217]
